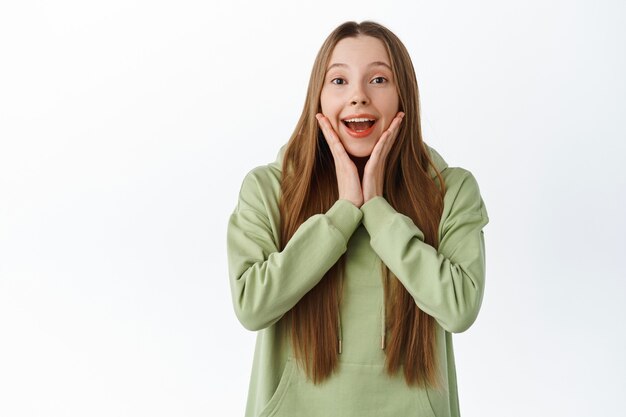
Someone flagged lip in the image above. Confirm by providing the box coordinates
[341,113,378,139]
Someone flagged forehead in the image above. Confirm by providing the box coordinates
[327,35,391,69]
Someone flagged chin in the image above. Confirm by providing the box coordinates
[343,142,375,158]
[346,149,372,158]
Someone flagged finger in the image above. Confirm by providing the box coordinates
[380,113,404,154]
[315,113,350,162]
[315,113,343,158]
[371,114,404,161]
[369,130,388,163]
[315,113,340,145]
[386,113,404,139]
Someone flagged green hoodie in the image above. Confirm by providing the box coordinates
[227,143,489,417]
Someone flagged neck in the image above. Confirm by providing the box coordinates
[349,154,370,182]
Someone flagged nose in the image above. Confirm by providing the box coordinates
[350,84,369,106]
[351,98,368,106]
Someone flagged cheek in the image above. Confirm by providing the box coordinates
[320,91,341,127]
[319,88,335,114]
[376,90,400,115]
[319,89,328,113]
[375,86,400,107]
[320,98,333,115]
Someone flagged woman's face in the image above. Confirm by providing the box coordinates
[320,35,400,158]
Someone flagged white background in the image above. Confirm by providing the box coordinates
[1,1,625,416]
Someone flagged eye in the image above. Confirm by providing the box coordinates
[331,78,346,85]
[371,76,387,84]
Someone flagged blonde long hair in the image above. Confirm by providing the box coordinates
[279,21,446,388]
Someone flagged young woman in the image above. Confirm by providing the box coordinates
[227,21,489,417]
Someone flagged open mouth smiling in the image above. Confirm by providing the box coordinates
[341,117,377,133]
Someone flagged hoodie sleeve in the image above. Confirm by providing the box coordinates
[360,170,489,333]
[227,169,363,331]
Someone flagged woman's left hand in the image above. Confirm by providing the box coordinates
[362,112,405,203]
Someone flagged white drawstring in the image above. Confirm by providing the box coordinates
[338,313,343,354]
[381,295,386,350]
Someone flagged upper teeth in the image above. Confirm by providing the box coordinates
[344,118,374,122]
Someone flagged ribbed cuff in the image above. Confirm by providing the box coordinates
[325,199,363,242]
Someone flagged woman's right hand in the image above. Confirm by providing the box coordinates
[315,113,364,208]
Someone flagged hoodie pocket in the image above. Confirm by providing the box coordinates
[258,359,438,417]
[257,359,296,417]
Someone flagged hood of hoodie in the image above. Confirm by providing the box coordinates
[271,142,448,178]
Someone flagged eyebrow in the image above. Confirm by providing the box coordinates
[326,61,392,71]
